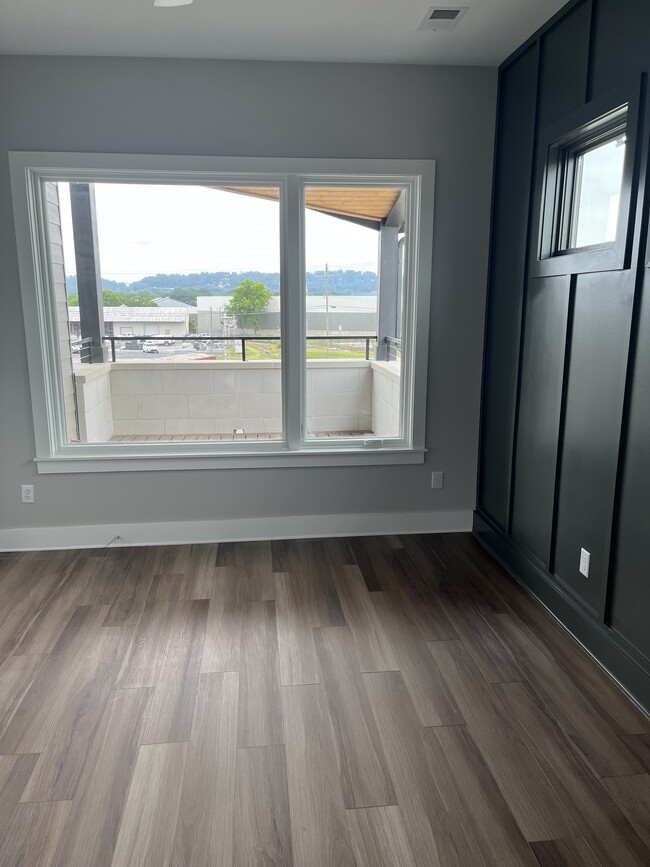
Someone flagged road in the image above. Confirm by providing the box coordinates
[108,343,232,362]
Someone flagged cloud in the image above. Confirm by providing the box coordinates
[59,182,379,284]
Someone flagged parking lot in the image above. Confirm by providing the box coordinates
[106,339,238,362]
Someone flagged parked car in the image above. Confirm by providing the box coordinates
[142,341,159,353]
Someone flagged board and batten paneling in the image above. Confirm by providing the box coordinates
[537,0,592,127]
[478,44,538,530]
[511,276,570,567]
[589,0,650,95]
[476,0,650,712]
[609,256,650,663]
[552,271,635,613]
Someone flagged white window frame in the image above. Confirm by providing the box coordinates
[9,152,435,474]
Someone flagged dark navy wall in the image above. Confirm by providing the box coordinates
[476,0,650,711]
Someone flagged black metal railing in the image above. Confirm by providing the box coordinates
[91,334,377,363]
[72,336,94,363]
[385,336,402,362]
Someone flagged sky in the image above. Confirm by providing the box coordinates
[573,136,626,247]
[59,183,380,283]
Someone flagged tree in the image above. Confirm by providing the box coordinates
[102,290,126,307]
[169,288,200,306]
[225,279,272,332]
[124,290,156,307]
[66,289,156,307]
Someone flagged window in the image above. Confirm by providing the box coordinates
[532,79,641,278]
[57,180,282,445]
[10,154,434,472]
[302,185,407,441]
[550,107,628,255]
[570,136,626,249]
[544,104,628,259]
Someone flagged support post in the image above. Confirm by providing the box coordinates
[70,183,106,364]
[375,224,400,360]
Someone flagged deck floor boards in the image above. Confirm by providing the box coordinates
[110,430,370,442]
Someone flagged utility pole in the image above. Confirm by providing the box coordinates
[324,262,329,359]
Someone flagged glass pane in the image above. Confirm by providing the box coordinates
[572,136,626,248]
[56,182,282,444]
[303,185,406,440]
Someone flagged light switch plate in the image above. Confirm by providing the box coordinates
[579,548,590,578]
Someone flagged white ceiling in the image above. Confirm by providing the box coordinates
[0,0,567,66]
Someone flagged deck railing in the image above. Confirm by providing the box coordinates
[93,334,377,363]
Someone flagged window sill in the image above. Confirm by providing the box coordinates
[35,446,427,474]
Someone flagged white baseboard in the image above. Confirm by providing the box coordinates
[0,509,473,552]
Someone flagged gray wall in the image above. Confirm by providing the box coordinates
[476,0,650,710]
[0,56,496,531]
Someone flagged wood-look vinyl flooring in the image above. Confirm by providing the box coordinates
[0,533,648,865]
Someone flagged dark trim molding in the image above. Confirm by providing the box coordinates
[473,509,650,715]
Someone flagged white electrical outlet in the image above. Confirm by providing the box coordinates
[579,548,590,578]
[21,484,35,504]
[431,471,444,490]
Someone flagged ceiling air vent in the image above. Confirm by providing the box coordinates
[418,7,468,31]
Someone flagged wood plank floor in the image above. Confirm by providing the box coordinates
[0,533,648,866]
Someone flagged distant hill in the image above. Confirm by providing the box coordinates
[64,270,378,300]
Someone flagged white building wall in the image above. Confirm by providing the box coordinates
[75,364,113,443]
[69,307,190,338]
[307,361,372,434]
[371,361,401,437]
[108,360,372,437]
[112,321,187,337]
[196,295,377,334]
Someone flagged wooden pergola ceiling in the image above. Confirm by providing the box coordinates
[210,186,401,226]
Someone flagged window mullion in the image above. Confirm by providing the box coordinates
[282,175,304,450]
